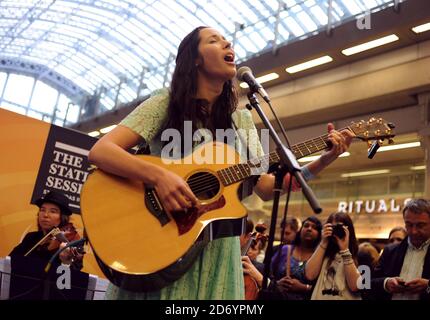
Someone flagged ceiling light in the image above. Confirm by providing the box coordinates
[410,165,426,171]
[298,152,350,163]
[88,131,100,137]
[341,169,390,178]
[240,72,279,88]
[412,22,430,34]
[100,125,117,134]
[341,34,399,56]
[377,141,420,152]
[298,155,320,163]
[285,55,333,74]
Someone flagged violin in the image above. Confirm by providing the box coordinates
[46,223,80,251]
[242,223,267,300]
[24,223,84,259]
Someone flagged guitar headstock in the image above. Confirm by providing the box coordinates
[349,117,396,142]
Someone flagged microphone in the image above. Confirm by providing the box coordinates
[237,66,270,103]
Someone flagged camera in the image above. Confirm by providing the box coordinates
[332,223,346,239]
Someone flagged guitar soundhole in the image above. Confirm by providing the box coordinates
[187,171,220,200]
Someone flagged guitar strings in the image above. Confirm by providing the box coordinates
[188,176,219,191]
[187,156,273,194]
[186,137,328,185]
[187,123,388,195]
[186,138,328,190]
[185,136,330,195]
[185,155,272,186]
[179,123,387,195]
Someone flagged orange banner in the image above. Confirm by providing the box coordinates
[0,108,104,278]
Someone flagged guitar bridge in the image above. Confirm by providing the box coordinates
[144,186,171,226]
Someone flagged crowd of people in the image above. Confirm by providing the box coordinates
[241,198,430,300]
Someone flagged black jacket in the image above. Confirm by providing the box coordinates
[371,237,430,300]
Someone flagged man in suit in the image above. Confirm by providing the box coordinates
[371,198,430,300]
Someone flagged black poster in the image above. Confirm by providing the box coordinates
[31,125,98,214]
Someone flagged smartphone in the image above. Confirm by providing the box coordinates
[397,280,408,287]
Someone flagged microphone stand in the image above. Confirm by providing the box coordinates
[245,92,322,290]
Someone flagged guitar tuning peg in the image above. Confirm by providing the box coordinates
[388,122,395,129]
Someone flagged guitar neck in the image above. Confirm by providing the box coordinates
[217,128,348,186]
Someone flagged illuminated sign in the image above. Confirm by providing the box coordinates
[337,198,411,214]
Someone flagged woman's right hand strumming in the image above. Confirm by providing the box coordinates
[88,126,199,213]
[153,168,199,213]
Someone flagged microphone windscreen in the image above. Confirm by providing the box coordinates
[236,66,252,82]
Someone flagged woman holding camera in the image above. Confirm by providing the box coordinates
[305,212,362,300]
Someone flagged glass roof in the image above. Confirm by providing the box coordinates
[0,0,397,123]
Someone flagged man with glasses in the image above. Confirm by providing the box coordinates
[371,199,430,300]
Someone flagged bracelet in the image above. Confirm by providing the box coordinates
[339,249,351,256]
[340,252,352,258]
[319,243,327,250]
[342,255,353,261]
[343,260,355,266]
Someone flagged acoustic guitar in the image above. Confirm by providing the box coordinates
[80,117,395,291]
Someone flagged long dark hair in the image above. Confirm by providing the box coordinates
[294,216,322,249]
[325,212,358,260]
[161,26,238,152]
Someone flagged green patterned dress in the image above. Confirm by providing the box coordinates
[104,89,264,300]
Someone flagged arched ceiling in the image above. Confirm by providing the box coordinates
[0,0,395,113]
